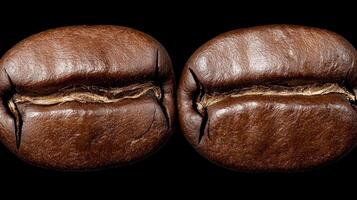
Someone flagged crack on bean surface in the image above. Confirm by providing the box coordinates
[189,67,356,144]
[6,82,162,149]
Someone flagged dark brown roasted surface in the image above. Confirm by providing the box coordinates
[0,25,175,170]
[178,25,357,171]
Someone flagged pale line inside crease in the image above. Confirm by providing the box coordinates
[196,83,356,114]
[11,82,161,106]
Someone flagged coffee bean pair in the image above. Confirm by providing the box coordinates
[0,25,356,172]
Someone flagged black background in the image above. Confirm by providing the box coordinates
[0,1,356,194]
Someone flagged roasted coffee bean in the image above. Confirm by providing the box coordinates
[177,25,357,171]
[0,25,175,170]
